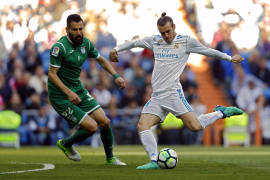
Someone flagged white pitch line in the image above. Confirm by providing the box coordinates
[0,163,55,175]
[81,151,270,156]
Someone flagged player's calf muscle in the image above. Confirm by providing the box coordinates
[183,119,202,131]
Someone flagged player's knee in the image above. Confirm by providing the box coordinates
[91,125,98,133]
[99,117,111,129]
[87,123,98,133]
[137,121,149,132]
[188,123,202,132]
[137,123,142,132]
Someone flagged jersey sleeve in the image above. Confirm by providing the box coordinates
[50,43,65,67]
[186,36,232,61]
[115,36,155,52]
[87,39,99,58]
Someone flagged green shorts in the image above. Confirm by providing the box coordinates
[49,89,100,128]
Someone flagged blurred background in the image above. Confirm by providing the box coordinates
[0,0,270,148]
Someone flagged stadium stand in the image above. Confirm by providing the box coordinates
[0,0,270,146]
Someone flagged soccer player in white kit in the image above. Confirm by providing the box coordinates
[110,12,244,169]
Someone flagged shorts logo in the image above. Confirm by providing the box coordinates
[52,46,59,56]
[81,47,85,54]
[62,107,76,121]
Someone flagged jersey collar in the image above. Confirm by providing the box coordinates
[66,35,74,45]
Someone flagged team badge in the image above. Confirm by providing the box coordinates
[174,42,179,48]
[52,46,59,56]
[158,39,163,44]
[81,47,85,54]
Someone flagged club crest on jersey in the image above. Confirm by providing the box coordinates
[81,47,85,54]
[158,39,163,44]
[52,46,59,56]
[174,42,180,48]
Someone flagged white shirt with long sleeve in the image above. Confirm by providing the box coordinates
[115,35,232,93]
[236,85,263,112]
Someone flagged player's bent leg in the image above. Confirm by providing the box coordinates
[90,108,111,128]
[90,108,126,166]
[80,115,99,132]
[137,114,160,132]
[179,112,202,131]
[57,116,98,161]
[136,114,160,169]
[214,105,243,118]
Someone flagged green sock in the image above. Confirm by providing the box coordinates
[62,128,93,147]
[100,127,114,160]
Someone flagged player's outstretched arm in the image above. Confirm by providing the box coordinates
[109,36,154,63]
[187,37,243,62]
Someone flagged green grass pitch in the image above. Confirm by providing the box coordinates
[1,145,270,180]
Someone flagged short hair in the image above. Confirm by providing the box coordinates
[67,14,83,27]
[157,12,174,26]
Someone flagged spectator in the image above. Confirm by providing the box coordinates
[6,48,19,74]
[123,54,140,83]
[253,57,270,85]
[188,96,207,145]
[26,93,41,109]
[17,71,36,103]
[256,30,270,59]
[0,72,12,109]
[22,43,42,74]
[28,105,51,145]
[95,18,117,50]
[248,50,260,75]
[133,66,146,98]
[47,103,69,145]
[236,79,265,144]
[29,65,48,94]
[119,84,138,108]
[6,91,24,114]
[0,58,7,75]
[260,98,270,145]
[92,82,112,108]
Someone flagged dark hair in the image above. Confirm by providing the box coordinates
[157,12,174,26]
[67,14,83,27]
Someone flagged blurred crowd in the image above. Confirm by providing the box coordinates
[183,0,270,145]
[1,0,270,146]
[0,0,200,146]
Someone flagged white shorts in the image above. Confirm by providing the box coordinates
[141,89,193,122]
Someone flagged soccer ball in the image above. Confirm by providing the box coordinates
[157,148,178,169]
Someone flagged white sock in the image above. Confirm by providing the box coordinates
[139,130,158,162]
[198,111,223,129]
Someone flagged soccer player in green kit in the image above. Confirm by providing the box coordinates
[48,14,126,165]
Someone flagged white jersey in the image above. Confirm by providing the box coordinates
[115,34,232,93]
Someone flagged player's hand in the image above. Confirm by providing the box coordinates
[231,55,244,63]
[109,49,119,62]
[67,91,81,104]
[114,77,126,89]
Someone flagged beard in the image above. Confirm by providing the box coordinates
[68,33,83,45]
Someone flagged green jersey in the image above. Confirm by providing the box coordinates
[48,36,99,96]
